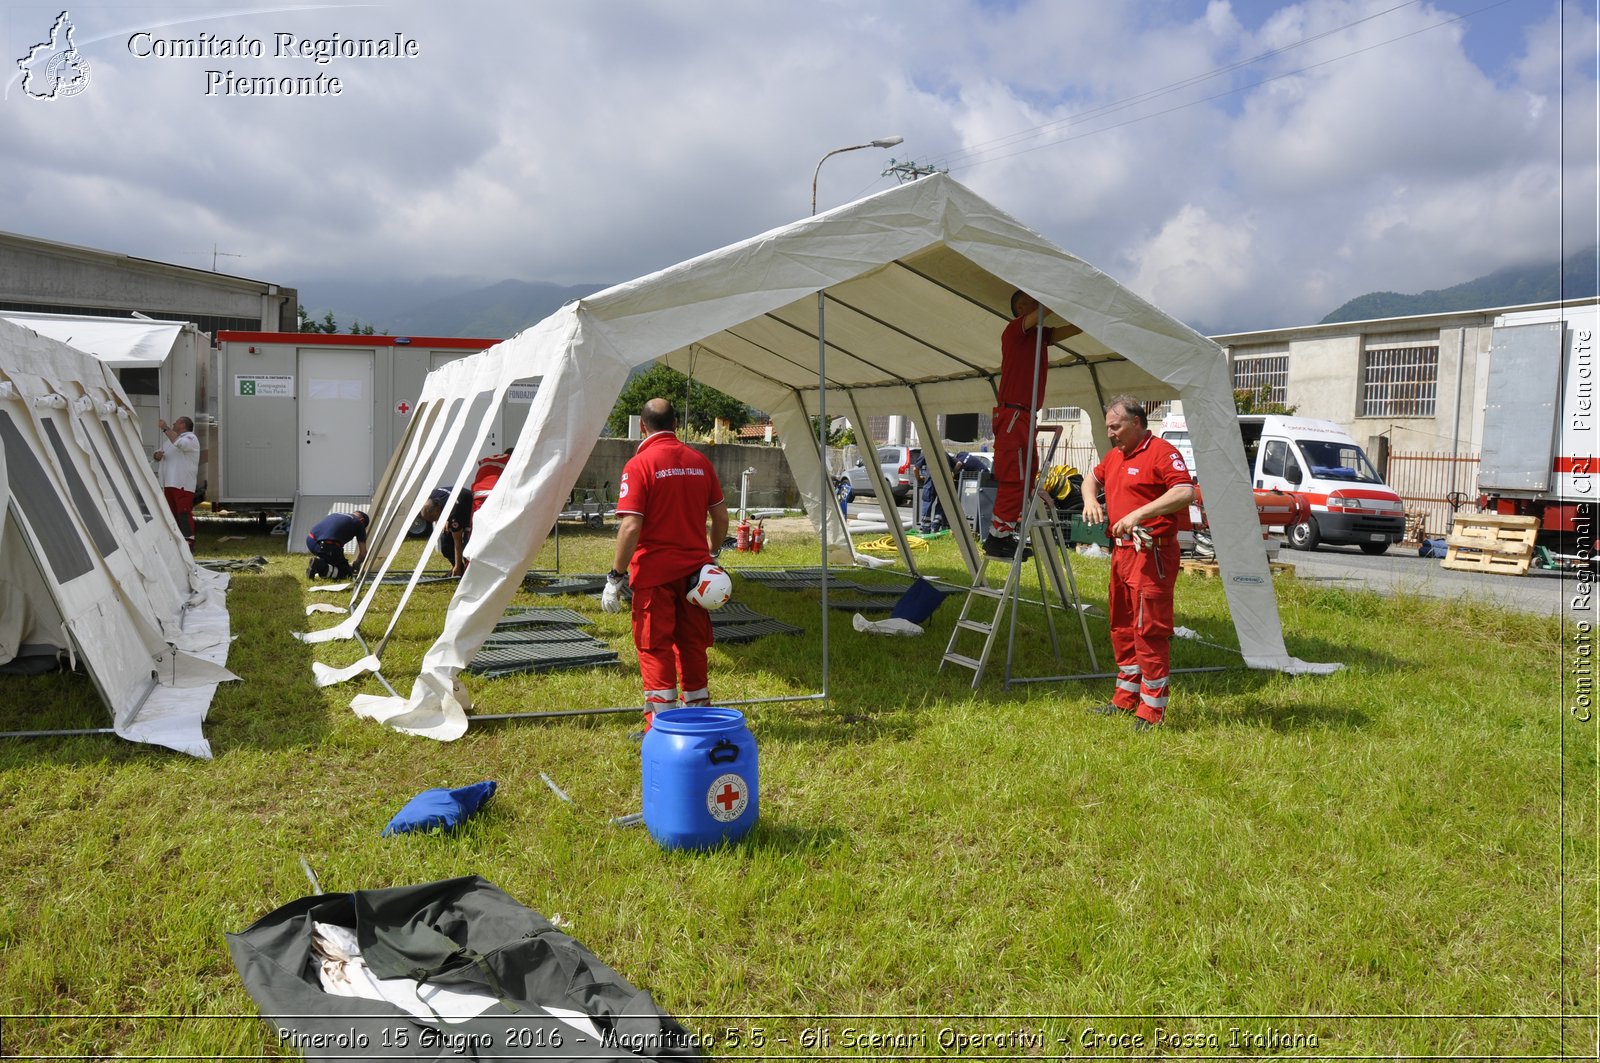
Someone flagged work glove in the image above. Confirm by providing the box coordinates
[601,570,630,613]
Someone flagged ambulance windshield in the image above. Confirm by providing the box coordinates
[1298,440,1383,484]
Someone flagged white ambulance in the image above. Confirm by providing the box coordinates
[1161,413,1406,555]
[1240,415,1406,554]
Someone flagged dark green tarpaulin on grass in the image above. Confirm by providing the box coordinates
[228,875,701,1061]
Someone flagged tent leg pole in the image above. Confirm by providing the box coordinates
[817,290,830,711]
[0,727,117,739]
[473,692,826,724]
[354,632,400,698]
[1006,665,1231,686]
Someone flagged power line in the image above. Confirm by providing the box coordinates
[883,159,946,183]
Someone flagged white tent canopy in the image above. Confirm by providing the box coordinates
[0,317,235,757]
[1,311,190,368]
[325,175,1332,740]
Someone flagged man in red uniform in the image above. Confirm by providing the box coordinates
[1081,397,1195,731]
[985,290,1082,558]
[470,448,512,514]
[602,399,729,728]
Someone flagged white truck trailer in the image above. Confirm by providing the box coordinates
[1477,302,1597,557]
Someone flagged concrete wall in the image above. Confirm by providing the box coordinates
[1210,305,1539,456]
[0,231,297,330]
[577,438,799,510]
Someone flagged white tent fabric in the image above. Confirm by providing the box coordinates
[0,317,236,757]
[321,175,1333,739]
[1,312,188,368]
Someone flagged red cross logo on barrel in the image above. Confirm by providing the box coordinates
[396,401,411,415]
[705,773,748,822]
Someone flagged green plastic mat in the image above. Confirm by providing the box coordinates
[523,573,608,595]
[378,569,457,585]
[737,571,906,595]
[494,606,593,629]
[466,640,620,678]
[712,618,805,644]
[483,626,604,646]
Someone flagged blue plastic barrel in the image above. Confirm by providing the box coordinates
[641,707,759,851]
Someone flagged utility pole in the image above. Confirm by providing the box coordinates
[882,159,945,183]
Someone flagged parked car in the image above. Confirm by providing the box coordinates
[836,445,921,504]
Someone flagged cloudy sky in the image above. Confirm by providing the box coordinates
[2,0,1594,333]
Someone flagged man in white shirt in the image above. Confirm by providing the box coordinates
[152,415,200,548]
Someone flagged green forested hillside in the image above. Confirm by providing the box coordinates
[1321,245,1598,323]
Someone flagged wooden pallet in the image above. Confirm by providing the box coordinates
[1180,558,1295,578]
[1440,514,1538,576]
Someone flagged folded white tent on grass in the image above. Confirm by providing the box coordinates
[310,175,1334,740]
[0,317,235,758]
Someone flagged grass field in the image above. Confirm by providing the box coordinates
[0,517,1593,1058]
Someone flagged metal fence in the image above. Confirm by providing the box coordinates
[1384,449,1481,540]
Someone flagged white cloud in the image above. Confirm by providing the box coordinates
[1128,204,1257,319]
[0,0,1589,331]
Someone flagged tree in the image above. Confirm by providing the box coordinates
[1233,384,1297,416]
[808,415,854,447]
[297,305,337,334]
[606,363,751,437]
[296,304,381,335]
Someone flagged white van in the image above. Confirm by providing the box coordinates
[1162,413,1406,555]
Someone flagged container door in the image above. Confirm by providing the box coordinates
[299,348,374,495]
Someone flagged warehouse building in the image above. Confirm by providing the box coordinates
[0,229,296,335]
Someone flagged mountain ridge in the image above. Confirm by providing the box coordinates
[1321,245,1599,324]
[295,244,1600,340]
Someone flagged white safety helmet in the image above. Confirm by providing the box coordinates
[686,563,733,611]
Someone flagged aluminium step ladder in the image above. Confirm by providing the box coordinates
[939,488,1098,688]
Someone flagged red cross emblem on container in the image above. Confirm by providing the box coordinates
[706,773,748,822]
[396,401,411,415]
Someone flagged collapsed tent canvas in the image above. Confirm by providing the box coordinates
[227,874,702,1061]
[328,175,1334,739]
[0,317,236,758]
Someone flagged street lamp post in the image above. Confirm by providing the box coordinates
[811,136,903,216]
[811,134,902,700]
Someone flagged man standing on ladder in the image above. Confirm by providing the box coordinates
[1081,397,1195,732]
[985,290,1082,559]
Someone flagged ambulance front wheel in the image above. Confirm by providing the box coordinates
[1358,540,1390,556]
[1287,518,1321,551]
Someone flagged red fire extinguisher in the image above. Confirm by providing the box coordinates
[736,516,751,551]
[751,520,765,553]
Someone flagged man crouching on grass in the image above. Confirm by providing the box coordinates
[1080,396,1194,731]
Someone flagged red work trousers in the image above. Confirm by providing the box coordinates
[164,486,195,546]
[1108,539,1179,724]
[631,577,713,707]
[989,405,1036,535]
